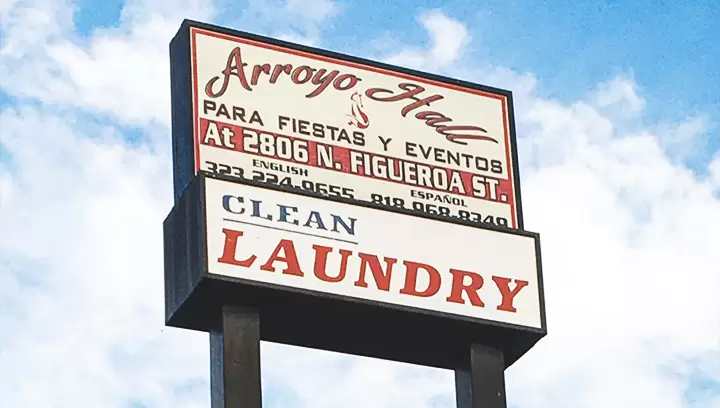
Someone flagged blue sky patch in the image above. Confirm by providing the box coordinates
[73,0,125,36]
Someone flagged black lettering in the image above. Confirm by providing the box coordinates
[491,160,503,174]
[203,100,216,115]
[217,104,230,119]
[312,123,325,138]
[433,148,445,163]
[405,142,418,158]
[233,106,246,122]
[298,120,311,135]
[352,132,366,146]
[337,129,351,144]
[249,111,264,126]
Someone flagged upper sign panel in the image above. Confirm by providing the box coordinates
[170,21,524,229]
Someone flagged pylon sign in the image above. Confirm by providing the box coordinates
[164,20,546,407]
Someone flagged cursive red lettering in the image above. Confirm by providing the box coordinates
[205,47,251,97]
[291,65,315,84]
[269,64,293,83]
[415,111,453,127]
[250,63,271,85]
[366,83,498,144]
[333,74,360,90]
[308,69,339,97]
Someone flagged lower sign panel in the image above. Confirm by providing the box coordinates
[204,176,543,329]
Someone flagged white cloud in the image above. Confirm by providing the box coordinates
[0,172,11,208]
[0,2,719,408]
[0,0,72,56]
[590,75,646,117]
[0,0,344,127]
[118,0,210,24]
[420,9,470,63]
[261,344,454,408]
[0,104,211,407]
[371,10,539,120]
[710,154,720,188]
[509,109,720,406]
[233,0,341,48]
[0,0,212,127]
[0,0,20,15]
[653,115,714,164]
[283,0,339,23]
[383,9,469,72]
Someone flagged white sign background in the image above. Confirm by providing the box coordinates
[190,27,521,229]
[205,177,542,329]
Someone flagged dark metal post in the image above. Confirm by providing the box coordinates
[455,369,473,408]
[455,344,507,408]
[210,305,263,408]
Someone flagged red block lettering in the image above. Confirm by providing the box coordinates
[313,245,352,283]
[217,229,257,267]
[354,253,397,291]
[399,261,441,297]
[492,276,529,313]
[259,239,304,276]
[446,269,485,307]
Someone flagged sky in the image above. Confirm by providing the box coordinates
[0,0,719,407]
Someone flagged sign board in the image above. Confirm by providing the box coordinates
[163,174,546,368]
[207,177,541,328]
[170,20,525,230]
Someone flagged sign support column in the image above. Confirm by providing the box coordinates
[455,344,507,408]
[210,305,263,408]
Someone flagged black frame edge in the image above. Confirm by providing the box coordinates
[169,23,195,204]
[163,174,206,326]
[505,93,525,230]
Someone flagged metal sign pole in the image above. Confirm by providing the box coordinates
[455,344,507,408]
[210,305,263,408]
